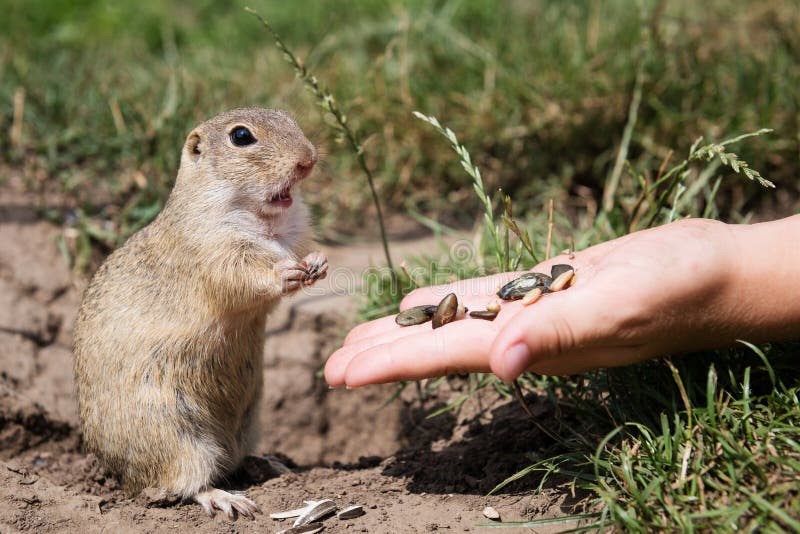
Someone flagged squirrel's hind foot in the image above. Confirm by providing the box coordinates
[194,488,261,521]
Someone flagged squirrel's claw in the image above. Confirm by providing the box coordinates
[194,488,261,521]
[278,252,328,294]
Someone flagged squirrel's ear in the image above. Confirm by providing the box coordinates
[185,131,202,161]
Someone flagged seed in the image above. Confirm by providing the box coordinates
[497,272,551,300]
[293,499,337,526]
[521,287,543,305]
[432,293,460,329]
[549,269,575,292]
[395,305,438,326]
[469,310,498,321]
[337,505,365,520]
[550,263,574,279]
[276,524,324,534]
[486,300,501,313]
[270,505,311,520]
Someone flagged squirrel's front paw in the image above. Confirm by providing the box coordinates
[279,252,328,294]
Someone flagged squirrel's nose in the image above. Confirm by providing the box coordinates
[294,143,318,179]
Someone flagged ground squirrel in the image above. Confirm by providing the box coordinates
[73,108,328,519]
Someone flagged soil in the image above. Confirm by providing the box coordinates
[0,182,589,533]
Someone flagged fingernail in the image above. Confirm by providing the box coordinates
[503,343,531,380]
[345,385,360,390]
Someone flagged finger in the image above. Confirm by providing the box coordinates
[327,321,431,385]
[400,272,522,310]
[517,344,647,376]
[343,320,496,386]
[343,315,401,345]
[489,283,622,381]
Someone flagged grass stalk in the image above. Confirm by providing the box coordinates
[246,7,395,274]
[602,59,645,212]
[413,111,504,270]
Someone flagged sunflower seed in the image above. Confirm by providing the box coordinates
[276,522,324,534]
[469,310,498,320]
[337,504,365,520]
[294,499,337,526]
[270,500,322,520]
[483,506,501,520]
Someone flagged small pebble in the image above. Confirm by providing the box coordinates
[486,300,501,313]
[482,506,501,521]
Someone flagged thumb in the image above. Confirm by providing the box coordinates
[489,285,607,381]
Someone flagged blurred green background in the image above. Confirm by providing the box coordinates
[1,0,798,246]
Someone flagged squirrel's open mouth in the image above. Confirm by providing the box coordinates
[267,186,293,208]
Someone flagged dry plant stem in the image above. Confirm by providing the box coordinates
[246,7,395,274]
[413,112,504,269]
[11,87,25,148]
[511,381,563,444]
[545,199,554,261]
[512,380,535,419]
[511,199,555,418]
[602,59,644,212]
[628,149,672,232]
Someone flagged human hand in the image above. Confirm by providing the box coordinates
[325,218,762,387]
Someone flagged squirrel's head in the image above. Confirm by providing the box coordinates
[180,108,317,220]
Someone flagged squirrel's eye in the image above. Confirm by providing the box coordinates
[230,126,256,147]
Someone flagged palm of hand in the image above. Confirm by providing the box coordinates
[325,219,734,386]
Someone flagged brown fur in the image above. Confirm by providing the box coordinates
[73,108,318,498]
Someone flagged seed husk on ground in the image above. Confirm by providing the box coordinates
[293,499,337,526]
[482,506,501,520]
[337,505,365,520]
[271,500,326,520]
[276,523,324,534]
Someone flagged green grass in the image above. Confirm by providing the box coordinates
[2,0,798,260]
[352,89,798,530]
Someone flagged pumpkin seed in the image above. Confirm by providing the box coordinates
[395,305,438,326]
[497,272,551,300]
[432,293,463,329]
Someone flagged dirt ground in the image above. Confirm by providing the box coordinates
[0,183,587,533]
